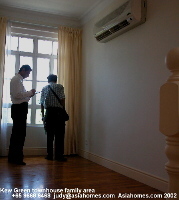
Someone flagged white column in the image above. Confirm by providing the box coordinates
[160,47,179,199]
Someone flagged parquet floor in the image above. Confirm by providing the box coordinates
[0,156,165,200]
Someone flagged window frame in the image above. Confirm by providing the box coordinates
[8,31,58,126]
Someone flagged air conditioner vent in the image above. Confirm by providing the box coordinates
[96,30,112,42]
[110,20,130,33]
[96,20,130,42]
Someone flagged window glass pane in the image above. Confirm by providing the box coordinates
[20,56,33,80]
[23,80,32,91]
[38,40,52,55]
[37,58,50,81]
[7,93,11,104]
[36,81,48,105]
[23,81,32,105]
[36,82,48,92]
[7,108,12,124]
[36,93,41,105]
[35,109,43,124]
[20,56,33,68]
[6,55,16,79]
[27,109,31,124]
[53,59,57,75]
[19,37,33,53]
[11,36,18,51]
[53,41,58,55]
[4,55,16,104]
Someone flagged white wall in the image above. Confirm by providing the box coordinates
[79,0,179,191]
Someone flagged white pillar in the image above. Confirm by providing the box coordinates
[160,47,179,199]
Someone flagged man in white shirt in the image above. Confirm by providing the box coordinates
[8,65,36,165]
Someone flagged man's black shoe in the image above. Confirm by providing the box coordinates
[8,160,26,165]
[16,161,26,165]
[45,156,53,160]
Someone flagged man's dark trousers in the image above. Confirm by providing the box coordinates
[45,108,65,159]
[8,102,28,163]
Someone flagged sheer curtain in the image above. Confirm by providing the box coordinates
[0,17,7,156]
[58,26,82,155]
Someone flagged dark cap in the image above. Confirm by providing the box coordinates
[19,65,32,72]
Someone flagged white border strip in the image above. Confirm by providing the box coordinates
[79,149,168,192]
[21,148,46,156]
[6,148,47,156]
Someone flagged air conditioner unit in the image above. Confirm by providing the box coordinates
[94,0,147,43]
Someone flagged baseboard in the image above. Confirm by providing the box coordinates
[5,147,47,156]
[24,147,47,155]
[78,149,168,192]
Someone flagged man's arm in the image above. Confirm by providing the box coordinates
[40,88,45,120]
[41,104,45,118]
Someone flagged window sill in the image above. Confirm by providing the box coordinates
[7,123,44,128]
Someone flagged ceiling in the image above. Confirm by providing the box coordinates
[0,0,107,20]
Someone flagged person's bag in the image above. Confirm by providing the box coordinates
[48,85,69,121]
[62,108,69,121]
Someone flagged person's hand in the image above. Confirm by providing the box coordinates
[30,89,36,97]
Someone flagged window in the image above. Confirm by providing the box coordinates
[7,33,58,125]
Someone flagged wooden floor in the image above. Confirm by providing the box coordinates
[0,156,165,200]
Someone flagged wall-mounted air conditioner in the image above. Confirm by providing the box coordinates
[94,0,147,43]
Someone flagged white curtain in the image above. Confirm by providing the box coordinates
[58,26,82,155]
[0,17,7,156]
[0,17,7,122]
[0,21,11,156]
